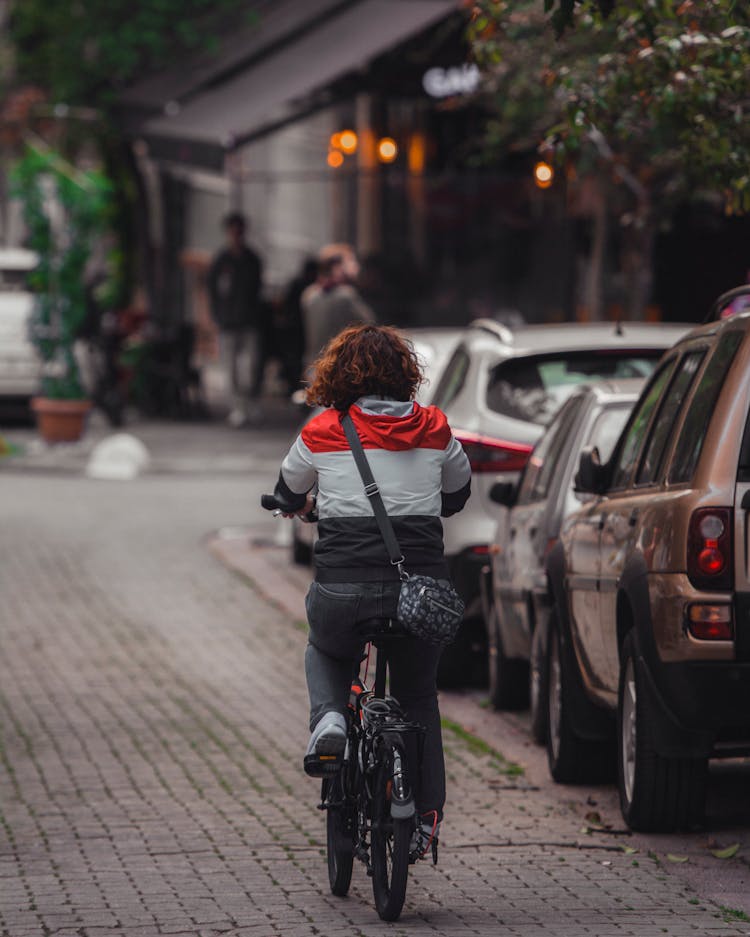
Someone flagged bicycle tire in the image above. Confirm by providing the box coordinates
[324,774,354,896]
[370,738,412,921]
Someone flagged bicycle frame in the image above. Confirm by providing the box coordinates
[320,634,427,920]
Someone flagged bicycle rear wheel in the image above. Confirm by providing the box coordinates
[370,739,412,921]
[324,774,354,896]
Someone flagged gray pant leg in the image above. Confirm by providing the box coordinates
[304,582,368,730]
[305,643,355,730]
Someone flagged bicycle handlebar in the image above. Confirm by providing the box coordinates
[261,493,318,522]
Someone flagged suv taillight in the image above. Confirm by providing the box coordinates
[687,507,733,591]
[454,430,533,474]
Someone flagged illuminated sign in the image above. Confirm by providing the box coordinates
[422,64,481,99]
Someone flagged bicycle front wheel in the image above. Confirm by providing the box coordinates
[370,739,412,921]
[324,774,354,896]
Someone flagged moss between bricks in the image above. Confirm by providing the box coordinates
[441,716,524,777]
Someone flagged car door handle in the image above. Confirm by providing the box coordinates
[629,509,640,526]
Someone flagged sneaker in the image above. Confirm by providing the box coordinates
[410,811,440,863]
[303,712,347,777]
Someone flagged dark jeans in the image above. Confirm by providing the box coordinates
[305,580,445,818]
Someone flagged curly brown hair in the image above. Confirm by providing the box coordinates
[306,324,424,411]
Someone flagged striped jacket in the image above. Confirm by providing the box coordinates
[275,397,471,582]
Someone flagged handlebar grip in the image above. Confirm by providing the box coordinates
[261,493,318,522]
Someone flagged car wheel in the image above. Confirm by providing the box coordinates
[617,630,707,832]
[529,621,548,744]
[486,603,528,711]
[546,611,613,783]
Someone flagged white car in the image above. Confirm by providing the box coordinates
[430,319,692,685]
[0,247,40,409]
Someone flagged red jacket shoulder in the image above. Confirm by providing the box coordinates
[420,405,453,449]
[300,409,348,453]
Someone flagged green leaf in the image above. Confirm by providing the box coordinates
[667,854,689,863]
[711,843,740,860]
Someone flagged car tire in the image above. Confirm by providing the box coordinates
[529,621,548,745]
[486,603,528,711]
[617,630,707,832]
[546,611,614,783]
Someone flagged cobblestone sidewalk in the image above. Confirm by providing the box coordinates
[1,472,748,936]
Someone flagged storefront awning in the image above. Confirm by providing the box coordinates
[136,0,458,172]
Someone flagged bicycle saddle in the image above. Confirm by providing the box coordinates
[357,617,407,640]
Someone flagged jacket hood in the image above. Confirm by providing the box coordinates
[349,397,450,451]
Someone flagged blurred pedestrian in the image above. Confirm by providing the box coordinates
[208,212,265,426]
[302,243,374,371]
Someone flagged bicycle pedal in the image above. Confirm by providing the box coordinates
[303,753,343,778]
[409,835,439,865]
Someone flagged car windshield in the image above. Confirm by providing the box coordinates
[486,350,662,425]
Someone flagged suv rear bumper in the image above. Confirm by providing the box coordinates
[639,651,750,758]
[733,593,750,661]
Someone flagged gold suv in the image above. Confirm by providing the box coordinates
[546,287,750,832]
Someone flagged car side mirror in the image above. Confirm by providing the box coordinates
[575,447,606,494]
[489,480,517,507]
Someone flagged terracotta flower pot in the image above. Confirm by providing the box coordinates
[31,397,92,444]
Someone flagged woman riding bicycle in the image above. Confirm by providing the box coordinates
[272,323,471,851]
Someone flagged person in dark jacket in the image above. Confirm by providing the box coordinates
[272,324,471,853]
[208,212,264,426]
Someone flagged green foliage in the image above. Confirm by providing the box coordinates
[468,0,750,215]
[468,2,615,158]
[7,0,258,352]
[10,145,115,399]
[9,0,252,111]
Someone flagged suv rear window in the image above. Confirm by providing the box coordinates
[486,350,661,425]
[669,330,743,484]
[635,350,705,486]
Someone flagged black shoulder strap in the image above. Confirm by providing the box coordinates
[341,412,405,574]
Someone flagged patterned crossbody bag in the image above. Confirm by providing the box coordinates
[341,413,464,647]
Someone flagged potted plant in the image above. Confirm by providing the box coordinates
[11,141,114,443]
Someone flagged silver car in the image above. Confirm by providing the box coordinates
[482,380,644,741]
[430,319,690,685]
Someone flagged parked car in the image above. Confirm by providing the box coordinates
[290,326,462,565]
[482,379,644,742]
[0,247,39,413]
[429,319,690,685]
[545,291,750,831]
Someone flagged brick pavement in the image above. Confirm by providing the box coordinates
[1,471,749,937]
